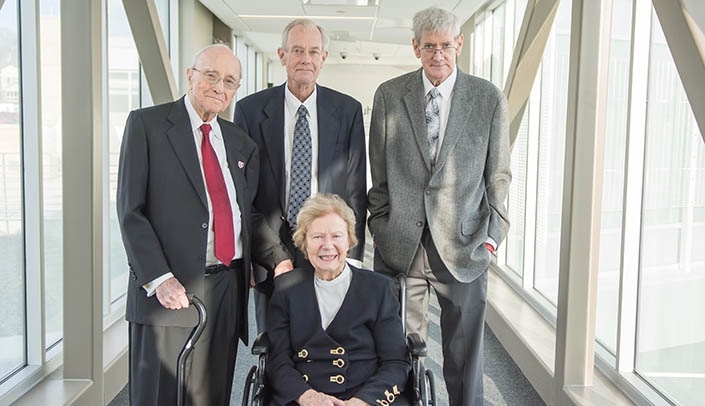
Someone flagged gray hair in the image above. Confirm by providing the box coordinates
[281,18,330,52]
[412,7,460,43]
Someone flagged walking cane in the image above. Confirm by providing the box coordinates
[176,294,207,406]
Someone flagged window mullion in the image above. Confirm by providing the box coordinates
[615,0,651,373]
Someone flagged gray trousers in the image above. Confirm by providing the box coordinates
[405,230,487,406]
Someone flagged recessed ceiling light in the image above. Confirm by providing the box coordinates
[303,0,378,6]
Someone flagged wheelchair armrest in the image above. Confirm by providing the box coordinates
[251,332,270,356]
[406,333,427,357]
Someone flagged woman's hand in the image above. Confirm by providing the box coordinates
[342,398,371,406]
[297,389,346,406]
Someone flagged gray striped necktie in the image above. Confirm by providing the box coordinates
[287,105,311,229]
[426,87,440,166]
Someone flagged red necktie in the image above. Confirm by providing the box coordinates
[200,123,234,265]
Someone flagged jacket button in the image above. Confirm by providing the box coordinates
[416,221,423,227]
[201,223,208,229]
[329,375,345,384]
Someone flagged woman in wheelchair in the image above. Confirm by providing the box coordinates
[266,193,411,406]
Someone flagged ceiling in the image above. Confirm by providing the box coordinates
[200,0,484,66]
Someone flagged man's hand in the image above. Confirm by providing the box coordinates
[273,259,294,278]
[297,389,345,406]
[155,277,189,309]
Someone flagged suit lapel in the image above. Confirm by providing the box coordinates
[261,85,287,211]
[316,85,340,188]
[434,71,473,171]
[403,69,433,171]
[166,98,208,208]
[220,119,250,234]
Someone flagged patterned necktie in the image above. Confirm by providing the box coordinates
[426,87,441,166]
[287,105,312,229]
[200,123,235,265]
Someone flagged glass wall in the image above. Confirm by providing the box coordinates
[478,0,705,404]
[634,10,705,404]
[0,0,25,381]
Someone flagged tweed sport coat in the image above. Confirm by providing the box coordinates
[368,68,511,283]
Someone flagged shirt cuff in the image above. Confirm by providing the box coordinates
[143,272,174,297]
[484,237,498,253]
[346,258,363,268]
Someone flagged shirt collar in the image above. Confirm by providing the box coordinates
[284,83,317,117]
[314,263,351,286]
[422,65,457,100]
[184,94,220,137]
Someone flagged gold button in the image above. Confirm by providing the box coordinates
[332,358,345,368]
[329,347,345,355]
[329,374,345,384]
[298,349,308,359]
[302,374,308,382]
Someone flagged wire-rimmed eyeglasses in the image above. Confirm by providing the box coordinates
[192,68,240,90]
[419,44,458,55]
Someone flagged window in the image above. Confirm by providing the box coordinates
[531,0,571,305]
[634,10,705,404]
[596,0,632,355]
[0,0,25,381]
[490,3,506,87]
[40,0,63,350]
[107,0,140,311]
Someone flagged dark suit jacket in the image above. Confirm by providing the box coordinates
[234,84,367,288]
[368,68,511,282]
[117,96,289,344]
[266,266,409,405]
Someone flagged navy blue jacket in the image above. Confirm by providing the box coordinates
[267,266,409,405]
[234,84,367,290]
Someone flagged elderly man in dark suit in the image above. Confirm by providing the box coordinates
[117,44,291,405]
[234,18,367,332]
[367,7,511,406]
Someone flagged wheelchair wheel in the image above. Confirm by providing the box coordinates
[424,368,436,405]
[241,365,260,406]
[415,363,437,406]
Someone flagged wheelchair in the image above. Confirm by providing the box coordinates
[242,273,436,406]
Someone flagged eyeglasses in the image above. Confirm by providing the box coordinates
[192,68,240,90]
[419,44,458,55]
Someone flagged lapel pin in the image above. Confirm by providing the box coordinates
[238,161,245,169]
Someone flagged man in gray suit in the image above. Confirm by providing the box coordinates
[368,7,511,406]
[117,44,291,405]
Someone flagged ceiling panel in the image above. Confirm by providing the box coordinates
[201,0,483,65]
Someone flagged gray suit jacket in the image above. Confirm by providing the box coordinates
[368,68,510,283]
[117,97,289,344]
